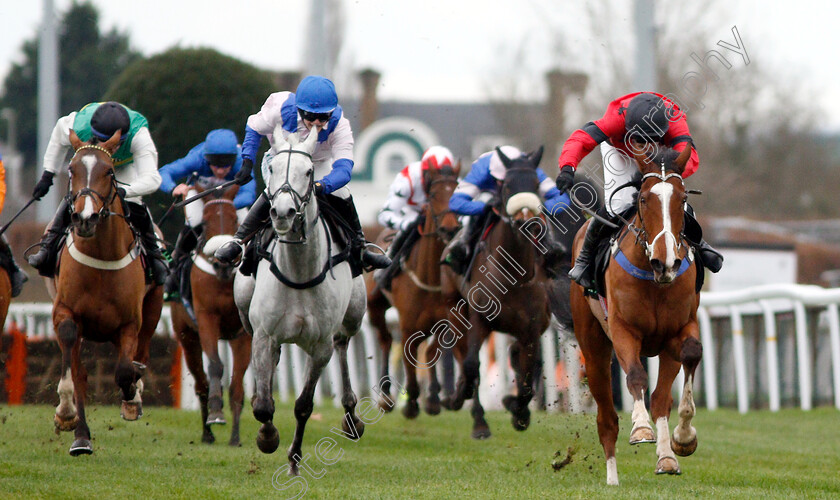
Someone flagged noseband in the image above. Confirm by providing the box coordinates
[636,164,685,259]
[265,147,315,243]
[69,145,121,223]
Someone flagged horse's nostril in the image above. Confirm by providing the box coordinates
[673,259,681,271]
[286,207,296,218]
[651,259,665,274]
[269,207,278,219]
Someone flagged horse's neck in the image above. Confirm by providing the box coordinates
[486,221,537,284]
[406,218,445,285]
[73,209,135,260]
[273,204,328,279]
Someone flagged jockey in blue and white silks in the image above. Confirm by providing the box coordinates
[444,145,571,271]
[214,75,391,272]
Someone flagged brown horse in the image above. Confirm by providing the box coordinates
[570,143,701,485]
[441,146,552,439]
[365,164,461,418]
[171,183,251,446]
[50,130,163,455]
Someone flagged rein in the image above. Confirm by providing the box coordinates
[69,145,124,222]
[265,147,315,244]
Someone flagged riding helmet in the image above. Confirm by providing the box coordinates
[421,146,455,170]
[203,129,239,167]
[625,93,670,142]
[489,145,522,180]
[90,102,130,142]
[296,76,338,113]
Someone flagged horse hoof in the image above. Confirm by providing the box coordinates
[206,412,227,426]
[378,397,395,413]
[424,397,442,416]
[69,438,93,456]
[343,416,365,438]
[228,437,241,447]
[629,426,656,444]
[471,427,492,440]
[201,431,216,444]
[671,435,698,457]
[655,456,681,475]
[502,396,530,431]
[54,414,79,432]
[256,423,280,454]
[288,462,300,477]
[440,396,454,411]
[121,401,141,421]
[402,401,420,420]
[252,399,274,423]
[511,412,530,431]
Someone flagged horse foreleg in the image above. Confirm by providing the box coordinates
[652,355,682,475]
[424,336,443,416]
[54,315,79,432]
[368,294,394,412]
[450,317,487,411]
[69,338,93,456]
[335,335,365,438]
[613,333,654,445]
[228,333,252,447]
[401,330,422,419]
[252,329,280,454]
[287,346,331,476]
[178,326,214,444]
[503,337,539,431]
[116,323,143,421]
[199,317,226,426]
[671,334,702,458]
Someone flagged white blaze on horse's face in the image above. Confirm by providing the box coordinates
[79,155,98,220]
[645,175,683,283]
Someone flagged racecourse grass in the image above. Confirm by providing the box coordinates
[1,402,839,499]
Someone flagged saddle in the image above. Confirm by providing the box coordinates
[587,211,705,300]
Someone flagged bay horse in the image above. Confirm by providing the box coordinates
[233,124,367,475]
[569,143,701,485]
[50,130,163,456]
[171,182,251,446]
[441,146,552,439]
[364,164,461,418]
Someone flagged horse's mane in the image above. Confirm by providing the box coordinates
[644,147,683,173]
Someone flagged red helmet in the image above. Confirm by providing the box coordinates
[421,146,455,171]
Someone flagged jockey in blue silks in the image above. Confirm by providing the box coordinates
[158,128,256,299]
[443,145,571,274]
[214,75,391,272]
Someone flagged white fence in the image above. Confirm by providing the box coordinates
[7,283,840,413]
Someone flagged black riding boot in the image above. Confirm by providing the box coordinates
[330,195,391,270]
[0,234,28,297]
[164,225,201,301]
[27,198,72,277]
[568,209,613,289]
[215,192,270,264]
[374,217,423,291]
[684,205,723,273]
[443,215,481,273]
[126,202,169,286]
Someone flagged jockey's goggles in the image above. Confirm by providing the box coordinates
[205,154,237,167]
[298,108,333,123]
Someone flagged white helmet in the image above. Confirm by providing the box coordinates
[421,146,455,171]
[489,145,522,180]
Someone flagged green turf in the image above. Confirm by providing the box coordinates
[0,402,838,499]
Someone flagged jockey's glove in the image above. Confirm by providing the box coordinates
[116,187,127,199]
[32,171,55,200]
[234,158,253,185]
[555,165,575,193]
[314,182,325,196]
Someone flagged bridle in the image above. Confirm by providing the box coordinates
[419,174,458,239]
[634,162,687,259]
[68,145,123,224]
[265,146,315,244]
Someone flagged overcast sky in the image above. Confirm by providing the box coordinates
[2,0,840,129]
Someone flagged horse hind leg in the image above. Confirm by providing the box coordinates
[367,289,395,412]
[54,317,79,432]
[227,334,252,447]
[116,324,144,421]
[179,326,214,444]
[424,337,443,416]
[252,330,280,454]
[286,346,331,476]
[335,335,365,438]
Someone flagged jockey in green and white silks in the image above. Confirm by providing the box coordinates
[28,102,168,284]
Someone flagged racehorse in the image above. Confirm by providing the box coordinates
[50,130,163,455]
[364,164,460,418]
[171,182,251,446]
[441,146,552,439]
[233,124,367,475]
[569,143,701,485]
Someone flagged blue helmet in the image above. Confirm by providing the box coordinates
[203,129,238,167]
[295,76,338,113]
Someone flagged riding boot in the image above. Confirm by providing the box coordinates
[683,204,723,273]
[215,192,270,265]
[696,239,723,273]
[541,233,568,280]
[27,198,72,277]
[0,234,28,297]
[126,202,169,286]
[164,225,200,301]
[374,216,423,291]
[568,210,613,289]
[330,195,391,270]
[442,216,478,273]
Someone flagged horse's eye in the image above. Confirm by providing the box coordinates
[306,169,313,177]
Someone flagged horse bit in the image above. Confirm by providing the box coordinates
[265,146,315,243]
[69,144,122,221]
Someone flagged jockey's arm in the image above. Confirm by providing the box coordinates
[120,128,161,199]
[232,176,257,209]
[377,175,413,230]
[558,102,626,170]
[449,183,486,216]
[0,158,6,214]
[664,119,700,178]
[158,145,203,194]
[41,113,77,175]
[316,117,354,195]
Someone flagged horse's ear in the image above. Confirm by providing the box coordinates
[674,143,692,173]
[302,122,319,151]
[224,183,240,200]
[194,183,206,194]
[454,160,462,176]
[528,145,544,168]
[102,129,122,154]
[495,146,512,168]
[69,129,83,150]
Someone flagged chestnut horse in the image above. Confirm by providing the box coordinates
[570,144,701,485]
[50,130,163,455]
[365,164,461,418]
[171,182,251,446]
[441,146,552,439]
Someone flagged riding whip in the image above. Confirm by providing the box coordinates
[174,178,239,209]
[0,198,37,237]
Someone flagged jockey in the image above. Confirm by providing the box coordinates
[28,101,168,284]
[0,150,28,297]
[443,145,570,274]
[158,128,257,300]
[214,75,391,271]
[374,145,456,290]
[555,92,723,289]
